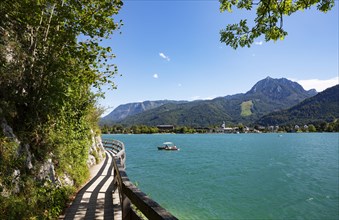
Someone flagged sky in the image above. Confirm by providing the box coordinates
[98,0,338,115]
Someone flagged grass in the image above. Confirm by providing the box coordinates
[241,100,253,116]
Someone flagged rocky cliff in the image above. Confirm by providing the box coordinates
[0,117,105,208]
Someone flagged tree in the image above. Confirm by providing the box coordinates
[1,0,123,151]
[308,124,317,132]
[219,0,335,49]
[0,0,122,218]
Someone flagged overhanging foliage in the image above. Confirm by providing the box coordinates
[219,0,335,48]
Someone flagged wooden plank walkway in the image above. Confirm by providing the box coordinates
[59,150,121,220]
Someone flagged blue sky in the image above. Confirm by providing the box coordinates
[98,1,338,114]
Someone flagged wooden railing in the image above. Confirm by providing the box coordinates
[102,139,178,220]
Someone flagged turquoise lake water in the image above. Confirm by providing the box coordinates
[102,133,339,219]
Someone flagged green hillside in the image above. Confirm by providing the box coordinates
[241,100,253,116]
[116,77,316,127]
[257,85,339,126]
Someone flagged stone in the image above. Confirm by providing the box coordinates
[1,118,19,143]
[87,130,106,167]
[38,158,56,183]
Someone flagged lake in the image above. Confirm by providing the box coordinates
[102,133,339,219]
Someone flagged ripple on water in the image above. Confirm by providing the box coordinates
[103,133,339,219]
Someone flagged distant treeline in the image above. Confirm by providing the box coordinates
[101,120,339,134]
[101,124,201,134]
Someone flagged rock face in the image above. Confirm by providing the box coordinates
[87,131,106,167]
[38,158,56,183]
[1,118,17,140]
[33,134,105,187]
[20,144,33,170]
[1,118,105,192]
[1,118,22,196]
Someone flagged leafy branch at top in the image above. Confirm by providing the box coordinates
[219,0,335,49]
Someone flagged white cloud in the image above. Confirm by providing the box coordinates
[159,52,170,61]
[190,96,201,100]
[189,96,213,101]
[295,76,338,92]
[153,73,159,79]
[254,41,263,46]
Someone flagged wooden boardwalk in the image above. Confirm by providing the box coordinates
[59,150,121,220]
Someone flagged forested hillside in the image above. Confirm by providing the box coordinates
[257,85,339,126]
[112,77,316,127]
[0,0,122,218]
[101,100,187,124]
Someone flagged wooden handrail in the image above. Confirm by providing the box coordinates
[103,139,178,220]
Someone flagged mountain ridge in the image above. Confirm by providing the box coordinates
[256,84,339,126]
[101,77,318,127]
[101,100,187,124]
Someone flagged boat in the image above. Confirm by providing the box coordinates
[158,142,179,151]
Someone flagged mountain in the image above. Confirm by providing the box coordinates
[256,84,339,126]
[117,99,235,127]
[246,77,317,104]
[100,100,187,125]
[107,77,317,127]
[247,77,317,99]
[241,77,317,116]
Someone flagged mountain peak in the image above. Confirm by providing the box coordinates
[246,77,308,99]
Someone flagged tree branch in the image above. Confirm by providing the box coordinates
[44,3,56,42]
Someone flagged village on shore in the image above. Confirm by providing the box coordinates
[101,120,339,134]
